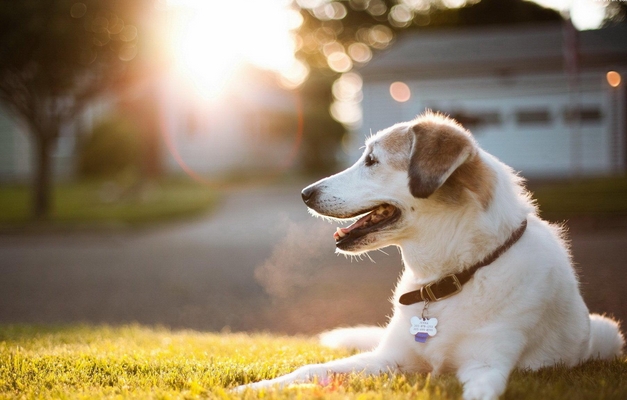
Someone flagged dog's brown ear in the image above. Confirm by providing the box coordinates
[408,121,474,198]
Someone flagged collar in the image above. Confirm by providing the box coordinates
[399,218,528,306]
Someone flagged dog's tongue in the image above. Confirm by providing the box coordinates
[333,212,373,240]
[333,205,396,241]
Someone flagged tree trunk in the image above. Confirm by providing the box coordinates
[32,135,54,221]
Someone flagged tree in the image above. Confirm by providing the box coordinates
[0,0,149,220]
[295,0,562,76]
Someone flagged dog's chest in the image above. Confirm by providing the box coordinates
[392,301,468,372]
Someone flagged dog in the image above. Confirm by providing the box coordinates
[237,112,624,400]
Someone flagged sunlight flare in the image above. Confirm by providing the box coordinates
[167,0,305,98]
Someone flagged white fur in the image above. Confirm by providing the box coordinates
[236,116,624,400]
[319,326,385,351]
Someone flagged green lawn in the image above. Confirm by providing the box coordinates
[0,325,625,399]
[0,179,218,227]
[530,176,627,220]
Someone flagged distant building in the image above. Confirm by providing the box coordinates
[356,23,627,178]
[0,68,299,183]
[158,69,299,178]
[0,105,92,183]
[0,110,30,182]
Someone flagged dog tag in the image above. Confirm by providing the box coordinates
[410,316,438,342]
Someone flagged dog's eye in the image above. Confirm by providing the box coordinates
[364,153,377,167]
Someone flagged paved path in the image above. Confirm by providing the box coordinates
[1,183,626,334]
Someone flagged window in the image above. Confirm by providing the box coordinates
[515,110,551,125]
[449,111,501,130]
[563,107,603,124]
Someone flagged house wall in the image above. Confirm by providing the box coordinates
[358,68,625,178]
[0,110,31,182]
[159,76,299,177]
[0,105,86,184]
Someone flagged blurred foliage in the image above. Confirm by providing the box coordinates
[295,0,562,76]
[301,109,346,176]
[530,176,627,221]
[0,0,151,133]
[0,0,154,219]
[299,74,346,176]
[78,115,140,179]
[425,0,561,28]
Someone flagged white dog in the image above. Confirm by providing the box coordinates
[238,112,624,400]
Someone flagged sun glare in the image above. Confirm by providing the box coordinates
[167,0,305,99]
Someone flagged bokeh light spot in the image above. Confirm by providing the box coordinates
[70,2,87,18]
[442,0,468,8]
[323,41,344,57]
[313,2,347,20]
[348,42,372,63]
[119,44,138,61]
[278,59,310,90]
[331,72,363,128]
[390,81,411,102]
[119,25,138,42]
[91,16,109,32]
[296,0,326,9]
[402,0,430,12]
[389,4,413,28]
[349,0,369,11]
[367,0,387,16]
[327,52,353,73]
[332,72,363,101]
[108,16,125,35]
[369,25,394,49]
[607,71,621,88]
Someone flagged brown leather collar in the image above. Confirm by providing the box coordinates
[399,219,528,306]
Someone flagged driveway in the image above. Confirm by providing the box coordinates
[0,183,625,334]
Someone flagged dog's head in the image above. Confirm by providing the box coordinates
[302,112,495,254]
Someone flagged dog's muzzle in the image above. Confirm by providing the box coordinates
[301,184,319,206]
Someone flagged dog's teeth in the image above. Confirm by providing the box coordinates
[336,227,347,238]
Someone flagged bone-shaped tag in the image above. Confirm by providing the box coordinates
[410,316,438,337]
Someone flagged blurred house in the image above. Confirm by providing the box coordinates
[357,23,627,178]
[0,68,298,183]
[0,110,30,182]
[158,69,299,178]
[0,105,103,183]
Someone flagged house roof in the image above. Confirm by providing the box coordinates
[359,23,627,81]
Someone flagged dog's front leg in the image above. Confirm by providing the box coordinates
[457,363,510,400]
[235,350,397,392]
[456,333,524,400]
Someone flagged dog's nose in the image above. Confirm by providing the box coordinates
[301,185,318,205]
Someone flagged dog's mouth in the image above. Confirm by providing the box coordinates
[332,204,401,248]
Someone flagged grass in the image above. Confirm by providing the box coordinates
[0,325,625,399]
[529,176,627,220]
[0,178,218,227]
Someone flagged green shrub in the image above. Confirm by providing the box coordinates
[78,115,140,178]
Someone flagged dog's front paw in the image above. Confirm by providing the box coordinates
[462,383,499,400]
[233,379,277,393]
[233,366,327,393]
